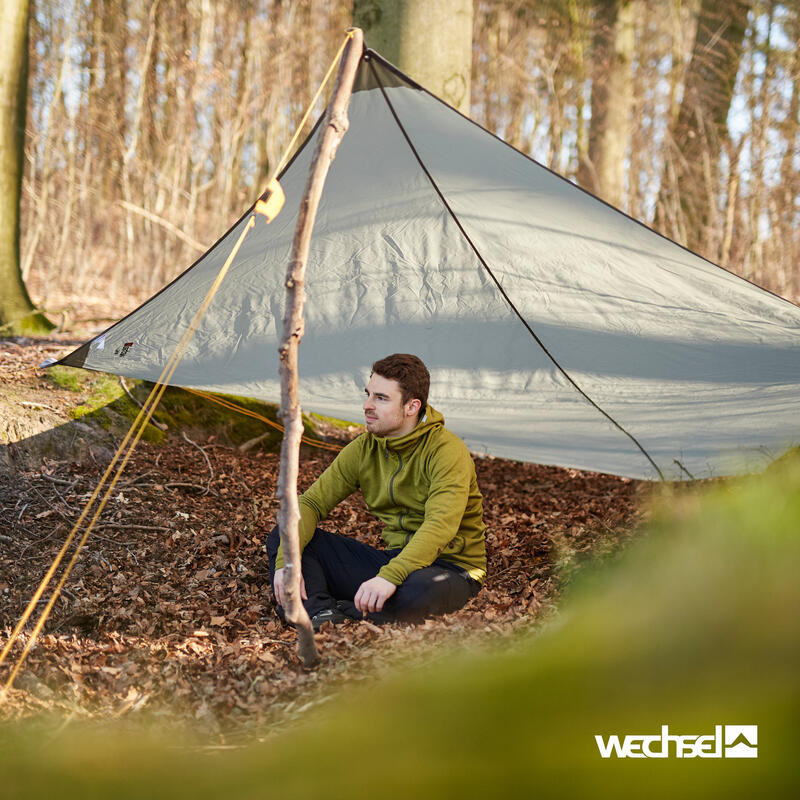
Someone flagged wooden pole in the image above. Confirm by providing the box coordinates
[275,28,364,668]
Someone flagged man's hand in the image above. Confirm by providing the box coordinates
[354,575,397,615]
[272,566,307,609]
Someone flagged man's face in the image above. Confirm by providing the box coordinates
[362,373,419,438]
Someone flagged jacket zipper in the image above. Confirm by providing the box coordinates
[388,451,405,530]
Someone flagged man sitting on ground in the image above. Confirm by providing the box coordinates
[267,353,486,628]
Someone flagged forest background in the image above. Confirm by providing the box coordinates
[16,0,800,332]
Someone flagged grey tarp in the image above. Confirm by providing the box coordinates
[58,50,800,480]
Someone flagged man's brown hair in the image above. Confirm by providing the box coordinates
[371,353,430,413]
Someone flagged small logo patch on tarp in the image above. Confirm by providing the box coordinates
[115,342,134,357]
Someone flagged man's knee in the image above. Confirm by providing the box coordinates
[387,567,475,621]
[266,525,346,577]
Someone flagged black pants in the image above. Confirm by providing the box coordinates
[266,526,480,624]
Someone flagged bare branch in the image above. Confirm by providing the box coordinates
[275,29,364,669]
[117,201,208,253]
[181,431,214,495]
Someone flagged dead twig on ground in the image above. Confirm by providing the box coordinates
[165,482,213,494]
[18,401,60,413]
[181,432,213,495]
[39,474,81,489]
[92,523,168,532]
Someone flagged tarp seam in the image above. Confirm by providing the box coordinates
[367,55,666,481]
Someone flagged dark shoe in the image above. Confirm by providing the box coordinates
[310,607,347,631]
[334,599,364,621]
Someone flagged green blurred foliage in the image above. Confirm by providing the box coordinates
[2,452,798,798]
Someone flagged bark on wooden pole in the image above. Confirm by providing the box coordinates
[275,28,363,668]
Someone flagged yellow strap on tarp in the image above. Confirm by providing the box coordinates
[255,179,285,222]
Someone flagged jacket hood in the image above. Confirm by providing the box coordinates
[371,404,444,453]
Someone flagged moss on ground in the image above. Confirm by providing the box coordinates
[43,367,164,444]
[307,411,358,430]
[45,365,94,393]
[146,385,317,451]
[43,367,326,452]
[0,310,56,337]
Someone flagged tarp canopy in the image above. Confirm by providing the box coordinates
[58,49,800,481]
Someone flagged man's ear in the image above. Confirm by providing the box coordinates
[406,398,422,417]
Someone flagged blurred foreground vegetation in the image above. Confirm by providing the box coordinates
[2,450,798,798]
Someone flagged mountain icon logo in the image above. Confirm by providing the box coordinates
[724,725,758,758]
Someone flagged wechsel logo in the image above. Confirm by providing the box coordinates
[595,725,758,759]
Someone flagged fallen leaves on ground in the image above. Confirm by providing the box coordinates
[0,338,647,741]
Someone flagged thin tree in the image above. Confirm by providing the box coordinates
[0,0,52,336]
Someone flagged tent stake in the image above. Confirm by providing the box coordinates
[275,28,363,668]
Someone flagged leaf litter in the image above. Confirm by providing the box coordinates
[0,339,647,742]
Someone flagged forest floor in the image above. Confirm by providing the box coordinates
[0,335,647,743]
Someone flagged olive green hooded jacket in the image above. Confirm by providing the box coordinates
[274,406,487,585]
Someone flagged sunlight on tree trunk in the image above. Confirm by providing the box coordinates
[353,0,472,114]
[579,0,635,207]
[0,0,52,336]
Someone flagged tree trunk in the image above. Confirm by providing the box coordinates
[656,0,751,252]
[353,0,472,114]
[99,0,128,203]
[778,38,799,297]
[275,28,364,669]
[579,0,635,207]
[0,0,52,336]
